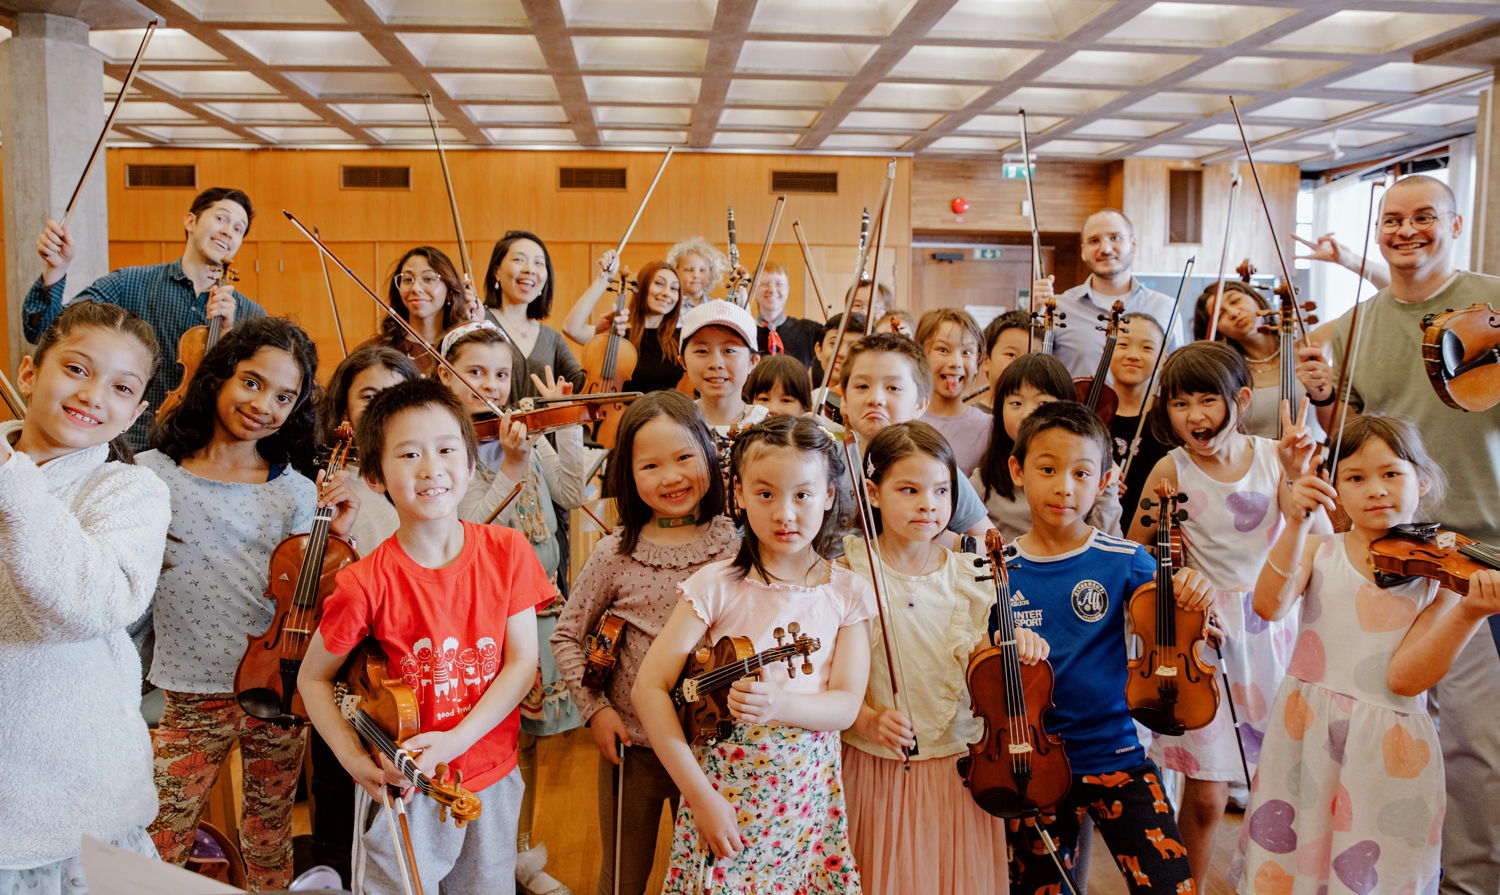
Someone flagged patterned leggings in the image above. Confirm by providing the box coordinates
[147,691,307,892]
[1008,759,1195,895]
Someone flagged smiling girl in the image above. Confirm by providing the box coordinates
[140,317,358,890]
[360,246,481,376]
[916,308,990,477]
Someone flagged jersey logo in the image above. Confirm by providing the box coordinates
[1072,579,1108,622]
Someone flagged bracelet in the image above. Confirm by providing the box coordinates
[1308,390,1336,407]
[1266,556,1294,578]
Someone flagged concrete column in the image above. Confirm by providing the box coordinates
[1472,83,1500,274]
[0,11,107,368]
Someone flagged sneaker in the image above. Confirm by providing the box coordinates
[516,843,572,895]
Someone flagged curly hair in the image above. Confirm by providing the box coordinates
[484,230,556,319]
[627,261,683,367]
[379,246,469,347]
[666,237,729,293]
[150,316,323,478]
[729,414,849,582]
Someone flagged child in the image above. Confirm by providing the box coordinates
[875,309,916,339]
[746,353,812,417]
[140,317,358,889]
[1231,414,1500,894]
[434,320,584,894]
[811,312,865,417]
[1125,341,1309,893]
[841,420,1048,895]
[916,308,990,477]
[552,391,737,895]
[970,354,1123,540]
[1107,312,1169,522]
[680,300,768,483]
[1192,281,1319,441]
[976,310,1033,411]
[299,377,549,894]
[0,303,171,894]
[999,401,1208,894]
[633,415,873,893]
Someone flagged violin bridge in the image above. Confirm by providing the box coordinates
[680,678,700,703]
[1154,665,1178,677]
[1437,531,1456,549]
[1007,742,1034,755]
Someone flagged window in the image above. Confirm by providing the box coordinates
[1168,169,1203,244]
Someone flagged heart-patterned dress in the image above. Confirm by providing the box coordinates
[1229,533,1442,895]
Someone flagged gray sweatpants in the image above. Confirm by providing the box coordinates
[352,767,523,895]
[1436,635,1500,895]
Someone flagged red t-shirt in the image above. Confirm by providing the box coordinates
[320,521,555,790]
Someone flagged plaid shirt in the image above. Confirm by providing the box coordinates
[24,260,265,449]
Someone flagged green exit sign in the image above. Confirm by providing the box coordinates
[1002,163,1036,179]
[974,247,1005,260]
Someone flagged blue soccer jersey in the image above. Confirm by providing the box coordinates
[990,529,1156,774]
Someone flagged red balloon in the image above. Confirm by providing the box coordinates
[951,197,970,214]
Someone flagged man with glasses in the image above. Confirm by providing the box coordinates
[1037,207,1186,378]
[25,187,263,450]
[1299,174,1500,895]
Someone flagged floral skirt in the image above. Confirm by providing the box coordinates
[665,724,861,895]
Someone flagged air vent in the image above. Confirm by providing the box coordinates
[771,171,838,194]
[559,167,627,190]
[340,165,411,190]
[125,164,197,188]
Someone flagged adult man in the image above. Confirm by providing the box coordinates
[1299,174,1500,895]
[1039,208,1186,378]
[26,187,264,449]
[753,261,821,367]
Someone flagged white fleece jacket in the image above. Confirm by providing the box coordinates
[0,421,172,869]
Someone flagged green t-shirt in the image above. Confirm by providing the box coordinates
[1330,271,1500,543]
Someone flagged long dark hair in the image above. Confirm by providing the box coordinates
[32,301,162,464]
[977,353,1073,502]
[150,316,322,477]
[380,246,468,346]
[627,261,683,367]
[1191,280,1272,346]
[319,346,419,435]
[729,414,849,582]
[484,230,556,319]
[604,391,725,556]
[1148,340,1250,447]
[864,421,958,534]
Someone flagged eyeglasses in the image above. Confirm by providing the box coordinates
[1379,211,1454,233]
[395,272,445,291]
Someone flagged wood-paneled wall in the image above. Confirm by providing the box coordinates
[912,157,1116,234]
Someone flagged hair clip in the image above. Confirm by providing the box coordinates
[865,453,876,479]
[816,424,835,443]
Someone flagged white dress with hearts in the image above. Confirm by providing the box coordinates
[1229,533,1442,895]
[1151,436,1297,783]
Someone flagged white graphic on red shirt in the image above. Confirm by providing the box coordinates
[395,635,503,719]
[433,637,459,700]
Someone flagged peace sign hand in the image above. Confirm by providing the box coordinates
[1277,398,1318,477]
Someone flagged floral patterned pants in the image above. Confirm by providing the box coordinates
[147,690,307,892]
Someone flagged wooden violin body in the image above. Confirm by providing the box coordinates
[582,273,639,448]
[1073,300,1125,426]
[159,262,237,422]
[1124,481,1219,736]
[336,639,483,827]
[1370,523,1500,594]
[672,626,820,746]
[1038,294,1063,356]
[1421,303,1500,412]
[959,531,1071,818]
[469,393,641,443]
[237,429,358,725]
[582,611,626,691]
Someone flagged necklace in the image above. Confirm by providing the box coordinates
[879,537,937,607]
[1244,345,1280,364]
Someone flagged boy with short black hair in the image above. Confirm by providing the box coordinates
[916,308,990,476]
[978,310,1033,411]
[998,401,1208,894]
[839,332,994,539]
[811,312,866,420]
[299,377,552,895]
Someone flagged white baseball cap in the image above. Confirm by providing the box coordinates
[679,299,758,351]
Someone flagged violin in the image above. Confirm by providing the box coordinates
[335,638,483,824]
[582,611,626,691]
[159,259,237,422]
[1420,303,1500,412]
[671,625,820,746]
[1073,300,1124,425]
[1124,480,1220,735]
[581,271,640,449]
[1370,522,1500,593]
[1237,258,1257,283]
[958,531,1072,819]
[1257,279,1318,438]
[1037,292,1064,357]
[468,393,642,442]
[236,423,360,725]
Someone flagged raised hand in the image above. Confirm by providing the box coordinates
[36,220,75,284]
[530,364,573,401]
[1277,398,1318,477]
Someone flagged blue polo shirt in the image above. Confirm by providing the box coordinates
[991,528,1155,774]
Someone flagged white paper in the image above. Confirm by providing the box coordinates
[81,835,243,895]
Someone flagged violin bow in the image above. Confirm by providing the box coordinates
[284,211,505,418]
[0,367,26,421]
[381,786,424,895]
[1018,109,1044,352]
[792,220,832,320]
[313,226,349,358]
[813,177,889,414]
[1230,96,1309,341]
[1205,173,1243,342]
[742,195,787,311]
[1324,175,1389,475]
[63,19,159,229]
[863,160,898,336]
[616,147,676,260]
[840,437,918,770]
[1119,256,1197,486]
[482,480,526,526]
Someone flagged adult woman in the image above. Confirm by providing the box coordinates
[562,256,685,396]
[358,246,480,374]
[1193,280,1319,440]
[485,229,584,401]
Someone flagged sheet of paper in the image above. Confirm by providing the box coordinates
[81,835,243,895]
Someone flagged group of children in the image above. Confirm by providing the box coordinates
[5,273,1497,895]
